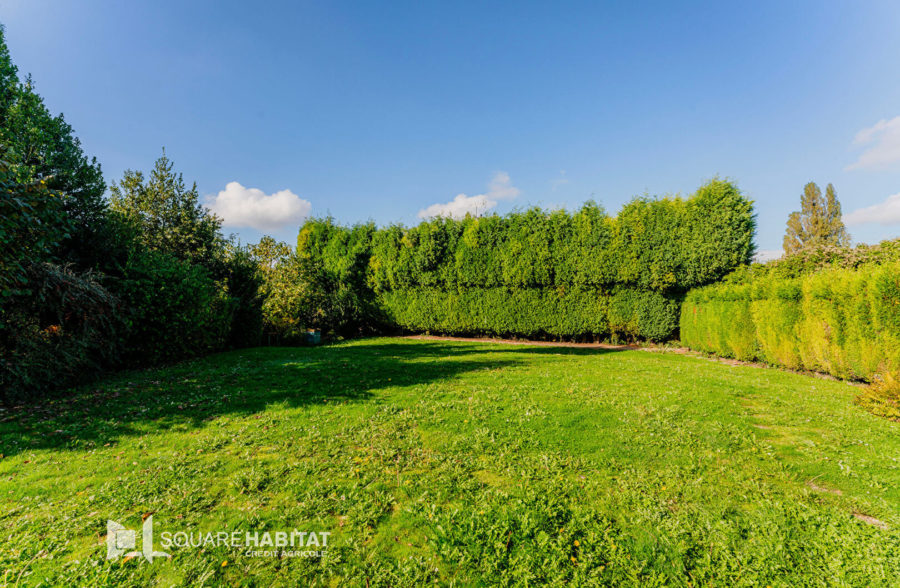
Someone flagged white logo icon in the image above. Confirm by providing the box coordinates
[107,516,170,562]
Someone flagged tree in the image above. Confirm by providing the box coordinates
[0,157,69,302]
[247,236,292,275]
[783,182,851,254]
[109,151,225,269]
[0,26,19,116]
[823,184,850,245]
[0,26,108,269]
[221,244,264,348]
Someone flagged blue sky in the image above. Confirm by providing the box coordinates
[3,0,900,254]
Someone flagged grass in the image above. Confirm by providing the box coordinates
[1,337,899,586]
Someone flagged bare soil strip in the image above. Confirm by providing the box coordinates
[853,512,889,530]
[404,334,637,350]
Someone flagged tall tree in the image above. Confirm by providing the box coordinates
[823,183,849,246]
[0,27,19,116]
[783,182,851,254]
[109,151,225,269]
[0,158,68,301]
[0,26,108,268]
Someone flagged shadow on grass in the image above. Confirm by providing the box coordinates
[0,339,626,457]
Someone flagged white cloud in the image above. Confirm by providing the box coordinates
[753,249,783,263]
[418,172,520,219]
[846,116,900,171]
[207,182,311,231]
[843,192,900,226]
[418,193,494,219]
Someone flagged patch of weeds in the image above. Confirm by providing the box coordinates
[856,373,900,422]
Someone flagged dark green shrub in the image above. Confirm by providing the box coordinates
[223,248,264,348]
[608,287,681,342]
[0,263,120,403]
[1,32,268,399]
[114,250,233,364]
[0,158,70,303]
[679,179,756,288]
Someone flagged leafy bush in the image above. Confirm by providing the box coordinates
[0,157,70,303]
[294,220,384,337]
[222,247,264,348]
[855,372,900,422]
[114,250,234,365]
[607,287,681,342]
[258,253,309,344]
[258,246,384,343]
[761,237,900,278]
[681,260,900,382]
[0,263,120,403]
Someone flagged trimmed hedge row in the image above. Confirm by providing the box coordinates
[367,180,755,293]
[291,179,752,341]
[379,287,679,341]
[680,262,900,381]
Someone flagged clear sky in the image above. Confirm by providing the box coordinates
[2,0,900,255]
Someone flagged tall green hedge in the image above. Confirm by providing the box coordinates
[292,179,754,341]
[680,261,900,381]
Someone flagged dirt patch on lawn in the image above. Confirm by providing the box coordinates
[807,481,843,495]
[405,335,637,351]
[853,512,889,530]
[644,346,779,371]
[640,347,872,388]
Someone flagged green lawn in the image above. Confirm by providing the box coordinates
[2,338,899,586]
